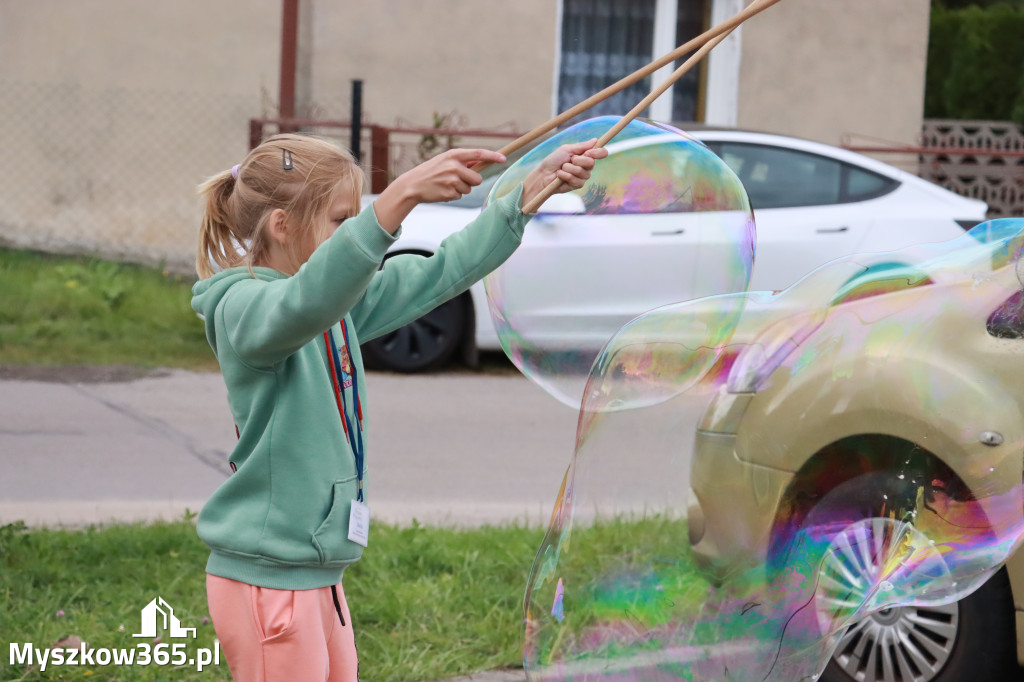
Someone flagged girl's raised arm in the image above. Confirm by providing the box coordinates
[372,148,507,233]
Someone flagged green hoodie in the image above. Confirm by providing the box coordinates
[191,185,529,590]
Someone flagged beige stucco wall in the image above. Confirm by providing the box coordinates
[0,0,931,269]
[0,1,282,271]
[303,0,558,133]
[0,0,560,269]
[301,0,928,156]
[0,1,280,95]
[737,0,930,149]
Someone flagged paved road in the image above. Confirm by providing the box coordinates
[0,366,699,529]
[0,368,582,527]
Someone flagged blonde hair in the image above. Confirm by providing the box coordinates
[196,134,364,279]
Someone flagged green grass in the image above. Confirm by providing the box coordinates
[0,249,216,370]
[0,248,520,374]
[524,516,713,670]
[0,519,544,682]
[0,517,708,682]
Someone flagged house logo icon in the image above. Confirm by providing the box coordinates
[133,597,197,639]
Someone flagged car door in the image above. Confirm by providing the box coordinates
[495,133,758,354]
[705,142,892,292]
[500,208,707,351]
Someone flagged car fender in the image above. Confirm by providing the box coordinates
[734,344,1024,530]
[732,341,1024,665]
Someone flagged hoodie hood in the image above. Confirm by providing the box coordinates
[191,267,285,352]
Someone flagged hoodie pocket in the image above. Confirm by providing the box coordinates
[311,475,365,565]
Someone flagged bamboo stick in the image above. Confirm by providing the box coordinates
[521,28,733,214]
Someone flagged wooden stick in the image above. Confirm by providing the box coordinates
[521,28,734,215]
[471,0,781,175]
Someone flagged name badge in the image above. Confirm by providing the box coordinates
[348,499,370,547]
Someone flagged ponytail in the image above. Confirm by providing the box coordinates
[196,134,364,279]
[197,170,243,279]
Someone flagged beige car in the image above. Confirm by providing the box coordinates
[687,219,1024,682]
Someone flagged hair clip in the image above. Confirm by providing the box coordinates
[282,149,294,171]
[230,164,241,180]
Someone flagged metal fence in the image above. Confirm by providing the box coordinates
[0,80,259,274]
[3,84,1022,276]
[247,113,524,194]
[919,120,1024,219]
[0,81,521,276]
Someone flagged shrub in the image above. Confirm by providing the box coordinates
[926,3,1024,125]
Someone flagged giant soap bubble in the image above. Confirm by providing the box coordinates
[484,116,755,409]
[524,219,1024,681]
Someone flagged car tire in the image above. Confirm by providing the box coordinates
[774,472,1018,682]
[820,564,1016,682]
[361,294,467,372]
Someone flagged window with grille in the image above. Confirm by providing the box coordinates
[557,0,707,123]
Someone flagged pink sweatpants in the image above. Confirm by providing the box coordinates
[206,574,358,682]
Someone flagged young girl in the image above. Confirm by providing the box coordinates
[193,133,605,682]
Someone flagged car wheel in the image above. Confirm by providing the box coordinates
[778,473,1018,682]
[361,294,467,372]
[820,563,1015,682]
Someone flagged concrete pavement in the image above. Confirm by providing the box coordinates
[0,367,581,528]
[439,671,527,682]
[0,364,699,529]
[0,366,702,682]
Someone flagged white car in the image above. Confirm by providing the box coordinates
[360,128,988,373]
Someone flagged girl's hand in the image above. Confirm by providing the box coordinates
[521,139,608,210]
[374,148,507,234]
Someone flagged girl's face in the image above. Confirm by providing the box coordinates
[295,183,359,266]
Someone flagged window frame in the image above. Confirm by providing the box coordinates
[554,0,709,123]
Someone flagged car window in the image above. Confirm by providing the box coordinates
[704,142,898,210]
[846,166,897,202]
[987,290,1024,339]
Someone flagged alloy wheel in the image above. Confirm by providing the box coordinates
[814,518,959,682]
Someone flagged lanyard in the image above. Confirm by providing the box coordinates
[324,320,364,501]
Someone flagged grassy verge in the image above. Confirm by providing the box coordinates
[0,248,518,374]
[0,517,707,682]
[0,519,542,682]
[0,519,549,682]
[0,248,216,370]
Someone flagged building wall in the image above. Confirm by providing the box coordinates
[0,1,282,271]
[0,0,931,269]
[300,0,930,151]
[303,0,558,131]
[737,0,931,149]
[0,0,561,270]
[0,0,280,95]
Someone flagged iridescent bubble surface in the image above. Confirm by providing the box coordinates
[484,116,755,409]
[524,219,1024,681]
